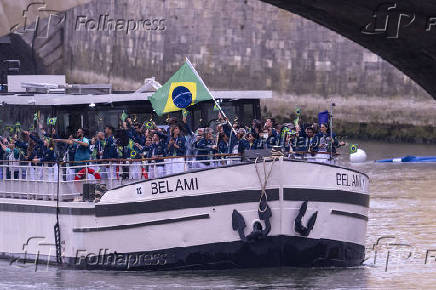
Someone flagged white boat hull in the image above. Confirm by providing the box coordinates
[0,158,369,270]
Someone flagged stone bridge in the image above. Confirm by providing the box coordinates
[263,0,436,98]
[1,0,435,99]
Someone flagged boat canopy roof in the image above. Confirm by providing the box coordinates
[3,75,271,106]
[0,90,272,106]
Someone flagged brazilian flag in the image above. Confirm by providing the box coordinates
[350,144,358,154]
[47,117,57,126]
[149,58,213,116]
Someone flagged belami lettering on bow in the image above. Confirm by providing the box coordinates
[151,178,199,194]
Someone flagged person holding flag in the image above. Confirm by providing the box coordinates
[149,57,237,168]
[317,122,345,155]
[149,58,214,116]
[149,58,236,135]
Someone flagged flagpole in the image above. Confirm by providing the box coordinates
[185,58,237,136]
[330,102,335,160]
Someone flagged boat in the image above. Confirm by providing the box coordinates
[376,155,436,163]
[0,76,370,270]
[0,155,369,270]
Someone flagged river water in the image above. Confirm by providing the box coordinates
[0,141,435,289]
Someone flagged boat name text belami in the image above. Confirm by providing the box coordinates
[150,177,199,195]
[336,172,366,190]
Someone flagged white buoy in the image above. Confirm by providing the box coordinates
[350,148,367,163]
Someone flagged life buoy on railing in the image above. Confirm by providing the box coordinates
[74,168,101,180]
[141,167,149,179]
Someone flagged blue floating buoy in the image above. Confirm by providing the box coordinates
[376,155,436,163]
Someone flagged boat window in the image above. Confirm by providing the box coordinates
[242,103,254,124]
[220,101,237,123]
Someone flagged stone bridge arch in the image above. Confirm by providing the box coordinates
[1,0,435,99]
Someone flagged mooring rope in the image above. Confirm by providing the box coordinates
[231,157,277,242]
[254,157,276,213]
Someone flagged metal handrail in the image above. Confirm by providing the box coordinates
[0,151,337,202]
[62,153,241,165]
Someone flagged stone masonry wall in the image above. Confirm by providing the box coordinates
[61,0,429,98]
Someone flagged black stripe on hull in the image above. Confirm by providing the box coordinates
[0,187,368,216]
[0,202,94,215]
[284,188,369,208]
[95,189,280,217]
[59,236,364,270]
[331,210,368,221]
[73,213,210,232]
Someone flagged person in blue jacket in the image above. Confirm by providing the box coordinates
[0,138,13,179]
[13,132,30,179]
[216,133,229,154]
[317,123,345,154]
[99,126,118,180]
[304,127,320,153]
[247,132,262,150]
[167,125,186,157]
[151,132,167,178]
[215,113,239,153]
[32,138,57,164]
[292,128,307,154]
[125,119,145,146]
[24,132,46,180]
[265,127,279,148]
[141,137,153,159]
[30,136,57,181]
[103,126,118,160]
[14,132,29,154]
[236,128,250,154]
[193,129,214,168]
[167,125,186,174]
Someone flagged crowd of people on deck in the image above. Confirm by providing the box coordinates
[0,112,345,181]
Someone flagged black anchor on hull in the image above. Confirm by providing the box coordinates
[294,201,318,237]
[232,195,272,242]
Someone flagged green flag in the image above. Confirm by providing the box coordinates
[149,58,214,116]
[294,107,301,126]
[15,122,21,133]
[295,108,301,116]
[121,111,128,122]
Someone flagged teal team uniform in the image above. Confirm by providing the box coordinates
[74,137,90,162]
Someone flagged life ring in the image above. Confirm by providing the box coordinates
[141,167,149,179]
[74,168,101,180]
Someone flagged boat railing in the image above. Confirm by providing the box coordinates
[0,154,241,201]
[0,151,336,202]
